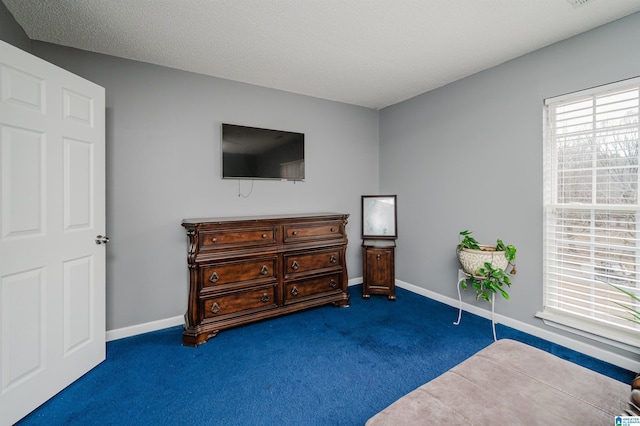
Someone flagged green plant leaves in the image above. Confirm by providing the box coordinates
[607,282,640,325]
[463,261,512,302]
[458,230,517,301]
[457,230,481,251]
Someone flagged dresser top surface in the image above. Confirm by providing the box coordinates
[182,212,348,226]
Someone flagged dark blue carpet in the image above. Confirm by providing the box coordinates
[18,285,635,425]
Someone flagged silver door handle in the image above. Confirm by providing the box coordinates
[95,235,110,245]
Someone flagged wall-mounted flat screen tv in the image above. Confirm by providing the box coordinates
[222,124,305,181]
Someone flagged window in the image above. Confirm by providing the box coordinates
[280,159,304,181]
[541,77,640,347]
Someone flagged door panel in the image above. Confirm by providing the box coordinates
[63,255,93,354]
[64,137,93,230]
[1,267,45,389]
[1,125,44,238]
[0,63,45,113]
[0,40,106,426]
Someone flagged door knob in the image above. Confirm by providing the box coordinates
[95,235,110,245]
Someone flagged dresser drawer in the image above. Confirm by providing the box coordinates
[202,285,277,320]
[199,226,277,251]
[284,248,342,276]
[201,257,277,290]
[284,273,342,305]
[283,220,344,243]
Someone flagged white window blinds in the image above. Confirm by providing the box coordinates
[280,159,304,181]
[541,77,640,347]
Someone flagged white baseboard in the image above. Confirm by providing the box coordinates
[106,315,184,342]
[106,281,364,342]
[106,281,365,342]
[348,277,363,287]
[395,279,640,372]
[105,277,640,372]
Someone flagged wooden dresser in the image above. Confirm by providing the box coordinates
[181,213,350,346]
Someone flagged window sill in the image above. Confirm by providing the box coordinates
[536,308,640,354]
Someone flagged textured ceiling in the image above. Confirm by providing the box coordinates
[4,0,640,109]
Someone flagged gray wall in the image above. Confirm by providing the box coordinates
[380,12,640,358]
[0,0,30,52]
[2,1,638,363]
[28,43,379,331]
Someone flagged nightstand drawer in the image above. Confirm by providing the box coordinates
[362,240,396,300]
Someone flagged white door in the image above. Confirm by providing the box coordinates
[0,40,106,425]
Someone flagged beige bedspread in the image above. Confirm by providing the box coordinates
[366,339,630,425]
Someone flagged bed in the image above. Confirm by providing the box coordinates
[366,339,636,425]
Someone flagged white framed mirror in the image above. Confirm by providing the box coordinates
[361,195,397,239]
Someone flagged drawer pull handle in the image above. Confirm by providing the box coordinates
[291,287,299,296]
[211,237,217,244]
[260,265,269,275]
[262,233,267,239]
[210,302,221,314]
[291,260,299,270]
[209,272,220,283]
[376,254,381,260]
[261,293,270,303]
[330,255,337,264]
[329,279,337,288]
[330,227,336,232]
[292,231,298,236]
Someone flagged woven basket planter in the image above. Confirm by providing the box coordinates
[457,245,508,276]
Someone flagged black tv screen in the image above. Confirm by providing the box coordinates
[222,124,305,181]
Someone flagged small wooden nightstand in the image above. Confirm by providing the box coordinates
[362,239,396,300]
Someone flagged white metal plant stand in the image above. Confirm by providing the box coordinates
[454,269,497,341]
